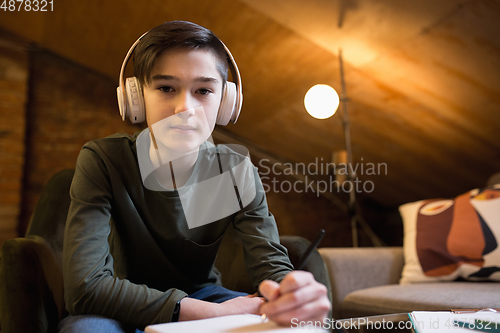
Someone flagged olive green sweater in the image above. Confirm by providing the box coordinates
[62,131,293,329]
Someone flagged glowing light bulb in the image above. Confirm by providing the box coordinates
[304,84,340,119]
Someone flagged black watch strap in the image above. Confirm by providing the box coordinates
[171,300,182,322]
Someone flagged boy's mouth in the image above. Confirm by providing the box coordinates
[171,124,196,131]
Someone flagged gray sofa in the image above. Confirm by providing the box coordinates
[320,172,500,320]
[319,247,500,320]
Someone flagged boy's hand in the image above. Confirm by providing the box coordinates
[179,295,265,321]
[258,271,331,326]
[218,295,265,316]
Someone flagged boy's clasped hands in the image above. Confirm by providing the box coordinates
[222,271,331,326]
[259,271,331,326]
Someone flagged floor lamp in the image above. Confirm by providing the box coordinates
[304,49,382,247]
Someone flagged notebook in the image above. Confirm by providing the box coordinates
[409,311,500,332]
[144,314,328,333]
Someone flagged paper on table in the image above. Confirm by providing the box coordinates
[144,314,328,333]
[409,311,500,333]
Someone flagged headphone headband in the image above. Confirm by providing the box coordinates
[116,29,242,125]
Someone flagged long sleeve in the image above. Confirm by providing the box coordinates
[63,145,186,329]
[233,166,294,289]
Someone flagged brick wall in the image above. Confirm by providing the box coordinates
[17,49,145,235]
[0,39,29,245]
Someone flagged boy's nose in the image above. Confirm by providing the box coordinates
[175,108,195,119]
[174,92,196,117]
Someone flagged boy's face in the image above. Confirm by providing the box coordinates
[143,48,223,155]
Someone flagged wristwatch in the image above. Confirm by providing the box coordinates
[171,300,182,322]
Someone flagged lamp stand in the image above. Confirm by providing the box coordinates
[337,49,386,248]
[338,49,358,247]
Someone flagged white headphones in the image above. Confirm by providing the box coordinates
[116,31,243,125]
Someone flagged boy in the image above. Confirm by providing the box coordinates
[60,21,330,332]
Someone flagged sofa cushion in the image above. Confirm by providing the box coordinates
[319,247,404,314]
[341,282,500,318]
[399,185,500,284]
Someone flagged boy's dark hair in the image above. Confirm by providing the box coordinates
[133,21,228,87]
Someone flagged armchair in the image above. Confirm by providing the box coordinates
[0,169,331,333]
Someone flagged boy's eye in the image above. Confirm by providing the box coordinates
[197,88,213,95]
[158,86,174,93]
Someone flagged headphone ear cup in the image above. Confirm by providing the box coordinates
[117,86,127,121]
[125,77,146,123]
[217,81,237,126]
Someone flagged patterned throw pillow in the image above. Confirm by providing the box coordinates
[399,185,500,284]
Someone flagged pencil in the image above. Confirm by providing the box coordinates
[296,229,325,270]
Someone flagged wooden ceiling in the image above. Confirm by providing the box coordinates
[1,0,499,207]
